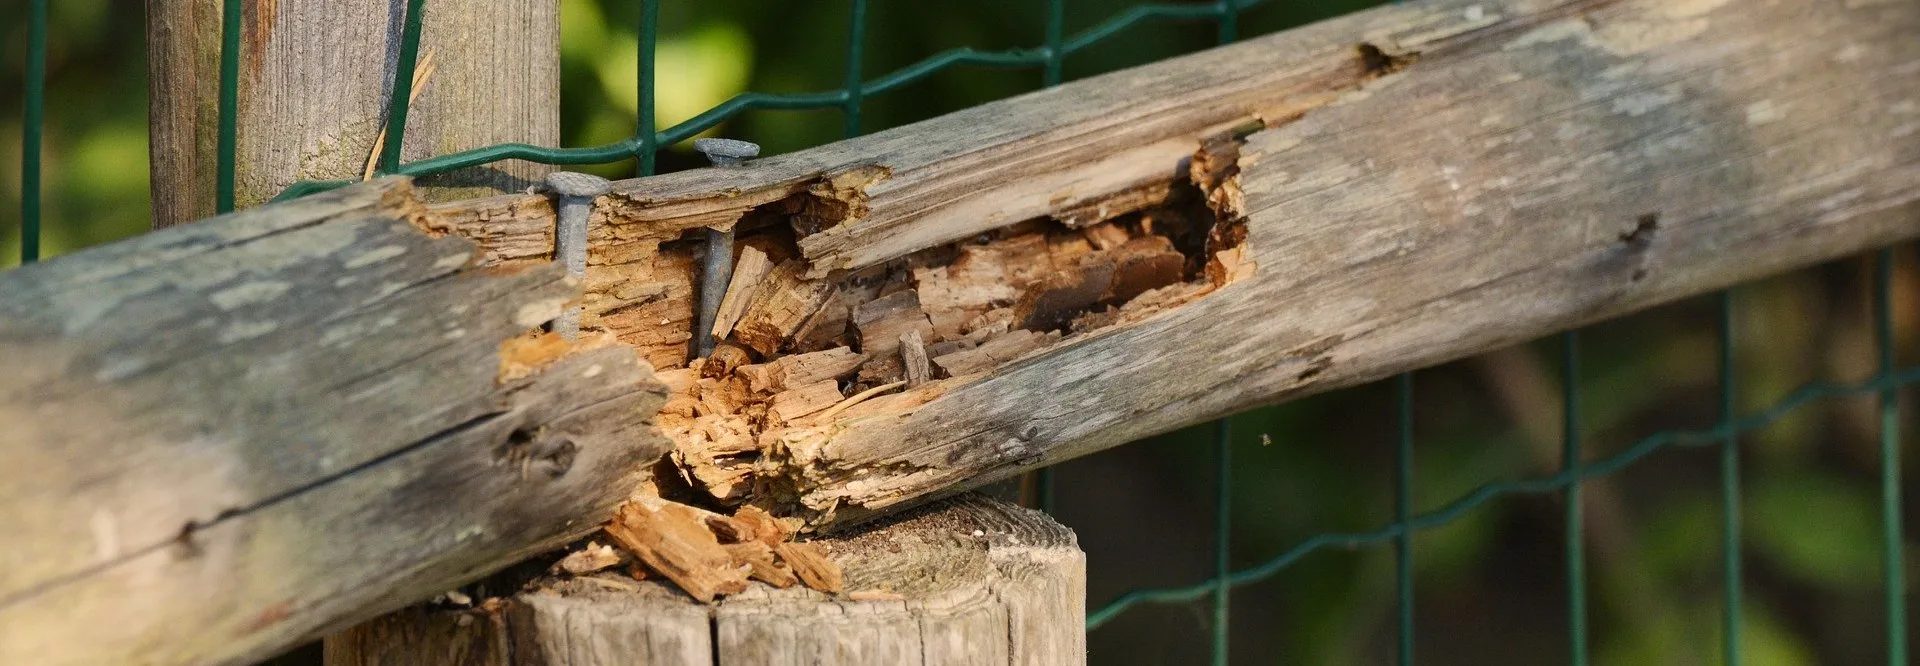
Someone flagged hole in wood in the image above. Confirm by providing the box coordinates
[569,130,1256,513]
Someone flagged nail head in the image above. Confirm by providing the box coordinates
[545,171,613,198]
[693,138,761,166]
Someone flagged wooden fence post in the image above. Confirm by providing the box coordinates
[324,495,1088,665]
[146,0,560,227]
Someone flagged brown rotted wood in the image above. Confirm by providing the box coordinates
[0,178,668,666]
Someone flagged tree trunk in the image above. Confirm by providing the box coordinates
[146,0,559,227]
[324,495,1085,666]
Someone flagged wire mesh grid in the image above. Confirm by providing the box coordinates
[10,0,1911,663]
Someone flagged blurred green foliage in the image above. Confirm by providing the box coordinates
[5,1,1914,664]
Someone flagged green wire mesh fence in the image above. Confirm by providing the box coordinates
[10,0,1911,664]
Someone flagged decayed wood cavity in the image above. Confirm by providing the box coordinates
[637,133,1257,513]
[421,37,1429,524]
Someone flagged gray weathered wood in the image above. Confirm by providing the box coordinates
[415,0,1920,528]
[146,0,559,227]
[787,0,1920,524]
[0,178,669,666]
[324,494,1084,666]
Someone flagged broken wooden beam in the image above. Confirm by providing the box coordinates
[424,0,1919,528]
[770,0,1920,525]
[324,494,1085,666]
[10,0,1920,661]
[0,179,669,666]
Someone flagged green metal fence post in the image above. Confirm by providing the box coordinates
[841,0,868,138]
[1876,249,1908,666]
[1212,417,1233,666]
[20,0,47,262]
[1564,331,1588,665]
[1719,290,1744,665]
[1395,372,1416,666]
[637,0,659,175]
[378,0,429,174]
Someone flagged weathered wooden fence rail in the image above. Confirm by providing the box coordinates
[4,0,1918,662]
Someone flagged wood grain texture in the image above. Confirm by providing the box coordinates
[0,178,669,666]
[773,0,1920,524]
[324,494,1085,666]
[408,0,1920,527]
[146,0,559,227]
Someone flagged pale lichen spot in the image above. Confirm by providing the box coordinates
[366,281,409,302]
[582,364,604,378]
[445,327,468,340]
[210,281,292,310]
[1610,89,1679,117]
[434,252,472,271]
[1595,19,1709,55]
[94,356,150,382]
[1745,100,1783,126]
[1834,44,1866,64]
[1505,19,1593,51]
[90,509,120,560]
[344,245,407,269]
[1664,0,1730,19]
[334,275,359,288]
[219,320,280,344]
[514,297,569,327]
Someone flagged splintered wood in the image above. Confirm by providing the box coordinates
[620,147,1249,511]
[592,499,840,601]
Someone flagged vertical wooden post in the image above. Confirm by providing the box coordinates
[146,0,559,228]
[324,495,1088,665]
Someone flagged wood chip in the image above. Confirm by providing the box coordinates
[852,289,935,360]
[654,367,700,394]
[900,329,931,387]
[1082,222,1132,251]
[736,346,863,394]
[848,589,906,602]
[1013,257,1117,331]
[774,542,844,594]
[1108,236,1187,303]
[734,260,837,356]
[704,515,753,544]
[710,246,774,339]
[701,343,753,379]
[725,541,798,588]
[602,501,750,603]
[774,346,865,389]
[733,505,788,546]
[554,541,622,575]
[768,379,845,422]
[791,294,853,351]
